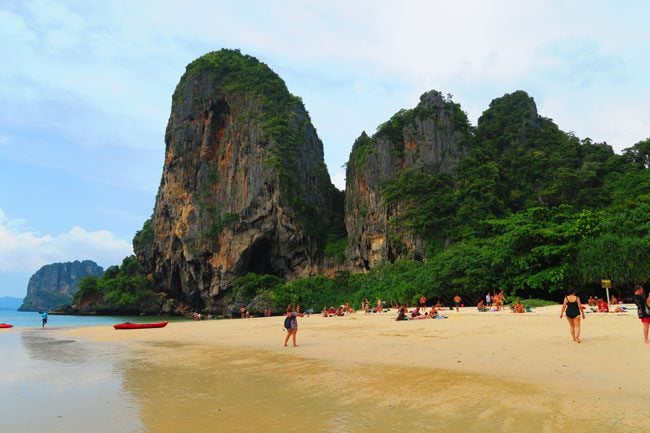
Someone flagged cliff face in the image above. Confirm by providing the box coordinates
[19,260,104,311]
[139,50,341,312]
[345,91,469,271]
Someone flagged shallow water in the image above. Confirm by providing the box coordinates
[0,310,188,328]
[0,330,141,433]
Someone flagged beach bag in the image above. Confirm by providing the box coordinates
[283,315,292,329]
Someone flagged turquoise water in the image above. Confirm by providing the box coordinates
[0,310,181,328]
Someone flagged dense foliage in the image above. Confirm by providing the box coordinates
[355,91,650,300]
[132,217,153,256]
[74,256,153,310]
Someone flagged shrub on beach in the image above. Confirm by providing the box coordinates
[511,298,558,308]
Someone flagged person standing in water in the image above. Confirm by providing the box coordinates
[41,311,48,328]
[560,289,585,343]
[633,285,650,343]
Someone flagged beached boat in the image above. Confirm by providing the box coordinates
[113,321,168,330]
[0,323,14,329]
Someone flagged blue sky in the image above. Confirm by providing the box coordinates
[1,0,649,297]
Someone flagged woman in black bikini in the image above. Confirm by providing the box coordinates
[560,289,585,343]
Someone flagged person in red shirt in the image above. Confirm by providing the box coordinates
[419,295,427,309]
[597,299,609,313]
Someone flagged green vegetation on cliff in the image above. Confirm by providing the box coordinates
[351,90,650,299]
[348,91,471,170]
[74,256,154,312]
[132,217,153,256]
[180,49,331,208]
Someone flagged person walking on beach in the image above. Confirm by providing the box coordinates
[560,289,585,343]
[283,307,304,347]
[453,294,462,312]
[41,311,48,328]
[633,285,650,343]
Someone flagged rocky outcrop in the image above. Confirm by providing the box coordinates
[138,49,342,312]
[345,91,469,271]
[19,260,104,311]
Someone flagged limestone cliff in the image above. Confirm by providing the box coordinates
[345,91,469,271]
[19,260,104,311]
[138,49,342,312]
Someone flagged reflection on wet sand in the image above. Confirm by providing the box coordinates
[122,343,621,433]
[21,331,85,364]
[0,331,141,433]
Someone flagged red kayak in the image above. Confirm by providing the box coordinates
[113,321,168,330]
[0,323,13,329]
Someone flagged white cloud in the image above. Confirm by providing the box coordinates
[0,208,132,273]
[0,0,649,180]
[331,171,346,191]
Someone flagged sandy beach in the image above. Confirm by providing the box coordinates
[57,305,648,432]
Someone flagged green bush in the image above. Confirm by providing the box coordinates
[513,298,558,308]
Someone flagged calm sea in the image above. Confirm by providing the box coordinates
[0,310,180,328]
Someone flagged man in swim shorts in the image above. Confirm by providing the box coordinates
[633,285,650,343]
[453,294,462,312]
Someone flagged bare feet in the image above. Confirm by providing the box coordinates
[576,338,581,343]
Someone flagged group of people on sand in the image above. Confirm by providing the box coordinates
[361,298,390,314]
[395,305,447,321]
[283,284,650,346]
[587,296,613,312]
[322,303,354,317]
[475,291,506,312]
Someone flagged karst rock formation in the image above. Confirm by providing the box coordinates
[136,50,343,311]
[344,91,469,270]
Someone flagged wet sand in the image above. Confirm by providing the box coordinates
[59,305,648,432]
[0,330,141,433]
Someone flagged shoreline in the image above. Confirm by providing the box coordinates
[53,305,648,431]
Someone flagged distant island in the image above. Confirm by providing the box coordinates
[19,260,104,311]
[0,296,22,311]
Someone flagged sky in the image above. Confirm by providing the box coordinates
[1,0,649,297]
